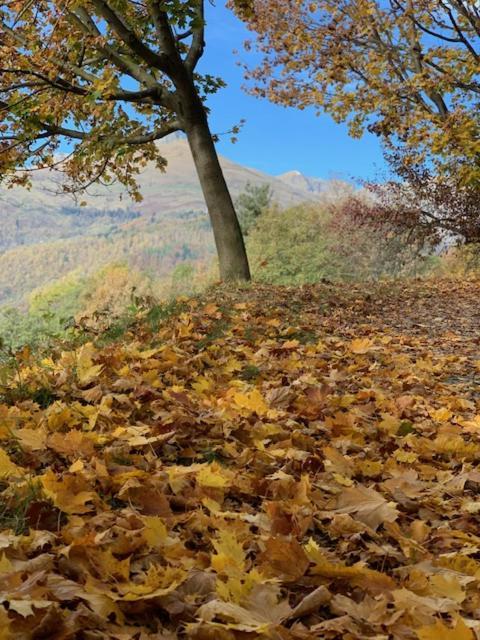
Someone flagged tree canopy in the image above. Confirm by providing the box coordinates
[0,0,251,281]
[0,0,207,195]
[235,0,480,184]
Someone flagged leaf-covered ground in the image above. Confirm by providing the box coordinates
[1,278,480,639]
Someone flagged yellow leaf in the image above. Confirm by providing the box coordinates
[14,427,47,452]
[6,600,52,618]
[349,337,374,354]
[142,516,168,548]
[0,554,12,574]
[0,449,22,478]
[394,450,419,463]
[429,574,465,603]
[0,607,12,639]
[435,554,480,578]
[233,389,268,415]
[305,538,395,592]
[355,460,383,477]
[76,343,103,385]
[68,459,85,473]
[430,407,453,423]
[332,472,354,487]
[119,565,186,601]
[192,377,213,394]
[416,618,474,640]
[88,549,130,581]
[40,469,96,514]
[197,463,231,489]
[211,530,246,577]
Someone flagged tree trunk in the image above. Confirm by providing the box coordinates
[181,94,251,282]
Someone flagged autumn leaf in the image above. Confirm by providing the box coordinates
[233,389,269,415]
[40,469,96,514]
[416,617,475,640]
[0,280,479,637]
[211,530,246,577]
[335,484,399,530]
[0,450,22,478]
[258,537,309,582]
[349,337,375,354]
[76,343,104,385]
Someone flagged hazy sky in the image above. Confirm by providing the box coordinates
[200,4,386,180]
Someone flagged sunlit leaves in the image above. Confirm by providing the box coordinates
[0,0,212,198]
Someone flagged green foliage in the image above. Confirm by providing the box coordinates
[247,203,437,285]
[235,182,272,236]
[0,272,85,352]
[247,204,342,284]
[0,260,214,356]
[0,480,44,536]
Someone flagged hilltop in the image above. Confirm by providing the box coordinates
[0,278,479,638]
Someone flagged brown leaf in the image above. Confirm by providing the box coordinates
[336,485,399,530]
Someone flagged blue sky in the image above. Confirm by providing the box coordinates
[200,4,386,180]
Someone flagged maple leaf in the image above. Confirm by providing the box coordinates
[0,450,22,478]
[349,337,375,354]
[4,599,52,618]
[14,428,47,452]
[211,530,246,577]
[40,469,96,514]
[1,279,480,637]
[142,516,169,549]
[197,463,232,489]
[305,539,396,592]
[233,389,269,415]
[335,484,399,530]
[258,537,309,582]
[416,617,475,640]
[76,343,104,385]
[0,608,11,639]
[196,583,291,633]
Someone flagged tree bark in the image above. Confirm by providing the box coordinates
[180,89,251,282]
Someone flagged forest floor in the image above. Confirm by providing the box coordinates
[1,277,480,639]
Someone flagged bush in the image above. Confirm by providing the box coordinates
[247,201,436,285]
[235,182,272,236]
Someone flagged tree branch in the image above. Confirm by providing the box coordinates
[88,0,171,73]
[185,0,205,71]
[40,120,182,145]
[68,6,161,90]
[0,67,163,104]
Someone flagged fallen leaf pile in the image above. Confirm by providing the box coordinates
[1,278,480,639]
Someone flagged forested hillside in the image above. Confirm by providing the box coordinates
[0,139,331,306]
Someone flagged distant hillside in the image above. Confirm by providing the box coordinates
[1,138,317,248]
[0,138,348,306]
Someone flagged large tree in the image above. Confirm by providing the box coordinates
[0,0,250,281]
[234,0,480,185]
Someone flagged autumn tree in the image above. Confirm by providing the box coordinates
[346,158,480,250]
[0,0,250,282]
[234,0,480,185]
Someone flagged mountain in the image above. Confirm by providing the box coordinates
[0,139,317,252]
[277,170,327,195]
[0,138,330,306]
